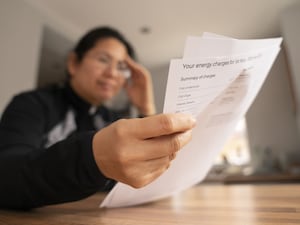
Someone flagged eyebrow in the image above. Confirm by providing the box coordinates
[96,51,126,65]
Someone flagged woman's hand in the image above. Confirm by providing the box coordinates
[124,56,156,116]
[92,113,196,188]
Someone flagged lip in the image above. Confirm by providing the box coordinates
[96,80,115,91]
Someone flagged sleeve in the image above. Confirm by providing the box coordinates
[0,93,112,209]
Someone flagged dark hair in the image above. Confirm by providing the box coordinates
[73,26,136,61]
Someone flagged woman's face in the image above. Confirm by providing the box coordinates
[68,37,128,105]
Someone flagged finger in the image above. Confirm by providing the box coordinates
[125,55,140,71]
[169,152,177,161]
[125,56,150,78]
[129,130,193,160]
[130,157,170,188]
[145,155,170,172]
[130,113,196,139]
[118,156,170,188]
[139,163,170,187]
[148,130,193,157]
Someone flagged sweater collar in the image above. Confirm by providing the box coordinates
[63,82,118,122]
[64,82,105,116]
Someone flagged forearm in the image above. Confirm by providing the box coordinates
[0,132,112,210]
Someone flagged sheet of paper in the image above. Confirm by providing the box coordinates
[184,35,282,58]
[100,34,282,208]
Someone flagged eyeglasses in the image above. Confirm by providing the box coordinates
[87,52,131,78]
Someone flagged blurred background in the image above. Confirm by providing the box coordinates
[1,0,300,183]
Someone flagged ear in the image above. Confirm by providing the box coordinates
[67,52,78,78]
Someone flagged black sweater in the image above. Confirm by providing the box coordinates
[0,83,127,209]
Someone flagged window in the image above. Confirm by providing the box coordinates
[215,118,250,166]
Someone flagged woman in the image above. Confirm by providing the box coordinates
[0,27,195,209]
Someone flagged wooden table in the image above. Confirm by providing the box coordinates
[1,184,300,225]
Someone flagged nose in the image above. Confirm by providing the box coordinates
[104,65,119,78]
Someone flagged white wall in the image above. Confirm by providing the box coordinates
[150,64,170,113]
[280,4,300,133]
[0,0,80,115]
[0,0,42,114]
[245,4,300,168]
[246,50,300,165]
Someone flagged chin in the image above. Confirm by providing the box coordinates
[96,93,114,102]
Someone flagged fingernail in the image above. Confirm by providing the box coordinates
[180,113,196,126]
[188,115,196,127]
[178,130,193,142]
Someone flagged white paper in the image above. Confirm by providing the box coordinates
[184,35,281,59]
[100,33,282,208]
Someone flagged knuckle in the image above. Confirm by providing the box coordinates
[160,114,174,133]
[129,173,158,189]
[170,135,181,152]
[131,181,145,189]
[127,165,169,188]
[113,119,128,139]
[129,177,148,189]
